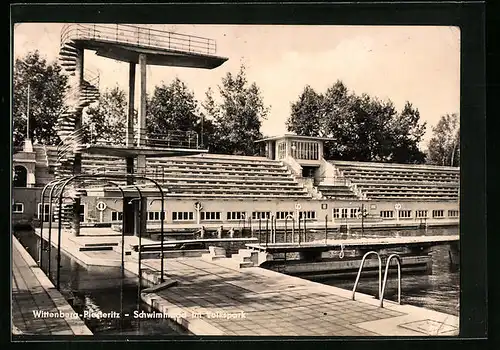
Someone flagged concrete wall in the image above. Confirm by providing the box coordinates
[12,187,43,224]
[13,186,459,229]
[39,196,459,226]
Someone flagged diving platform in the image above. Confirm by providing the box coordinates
[61,24,228,69]
[245,235,460,253]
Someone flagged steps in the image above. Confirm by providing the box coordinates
[56,36,100,182]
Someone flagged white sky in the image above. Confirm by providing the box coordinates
[14,23,460,148]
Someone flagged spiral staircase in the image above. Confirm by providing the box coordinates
[53,37,100,230]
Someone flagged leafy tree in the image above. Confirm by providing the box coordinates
[146,78,199,135]
[203,65,269,155]
[286,85,323,137]
[427,113,460,167]
[286,80,427,163]
[82,86,128,143]
[13,51,68,147]
[390,102,427,163]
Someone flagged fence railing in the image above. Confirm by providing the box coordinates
[60,23,217,55]
[83,126,202,150]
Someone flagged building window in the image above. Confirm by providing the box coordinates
[200,211,221,221]
[277,141,286,160]
[13,166,28,187]
[252,211,271,220]
[37,203,55,222]
[227,212,246,221]
[399,210,412,218]
[276,211,294,220]
[416,210,428,218]
[299,211,316,220]
[333,208,340,219]
[380,210,394,218]
[349,208,359,218]
[432,210,445,218]
[13,203,24,213]
[172,212,194,221]
[448,210,459,217]
[341,208,349,218]
[111,211,123,222]
[290,141,320,160]
[148,211,161,221]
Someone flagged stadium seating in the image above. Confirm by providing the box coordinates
[46,152,311,199]
[329,160,459,200]
[143,154,310,198]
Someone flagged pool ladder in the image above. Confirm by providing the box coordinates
[351,251,402,308]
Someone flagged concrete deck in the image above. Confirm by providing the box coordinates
[140,257,459,336]
[31,228,459,336]
[12,236,92,336]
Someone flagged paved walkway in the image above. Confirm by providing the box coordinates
[12,236,92,335]
[141,257,459,336]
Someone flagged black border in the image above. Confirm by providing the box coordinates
[7,1,488,347]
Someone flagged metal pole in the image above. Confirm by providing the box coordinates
[131,186,143,294]
[56,187,64,290]
[298,214,301,245]
[361,203,365,237]
[325,215,328,244]
[47,180,66,279]
[265,217,269,247]
[27,84,30,141]
[259,218,261,244]
[39,181,54,269]
[285,217,288,244]
[292,218,295,243]
[303,215,307,242]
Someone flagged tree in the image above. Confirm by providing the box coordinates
[286,80,427,163]
[147,78,199,135]
[203,65,269,155]
[82,86,128,143]
[427,113,460,167]
[13,51,68,147]
[286,85,323,137]
[390,102,427,163]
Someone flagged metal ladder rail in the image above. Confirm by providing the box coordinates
[352,251,382,301]
[379,254,402,308]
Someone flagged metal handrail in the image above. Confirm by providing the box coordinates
[380,254,402,308]
[86,127,201,149]
[60,23,217,56]
[352,251,382,301]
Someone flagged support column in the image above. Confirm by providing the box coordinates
[140,197,148,238]
[126,157,134,186]
[126,62,136,147]
[123,198,134,236]
[137,54,147,146]
[137,155,146,177]
[71,198,81,237]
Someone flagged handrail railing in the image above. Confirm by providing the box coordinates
[380,254,402,308]
[352,251,382,301]
[85,127,202,150]
[61,23,217,56]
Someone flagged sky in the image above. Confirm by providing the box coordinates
[13,23,460,148]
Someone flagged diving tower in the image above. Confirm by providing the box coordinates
[55,24,228,237]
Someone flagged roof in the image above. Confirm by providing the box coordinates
[255,134,335,143]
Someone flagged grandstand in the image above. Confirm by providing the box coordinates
[327,160,459,201]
